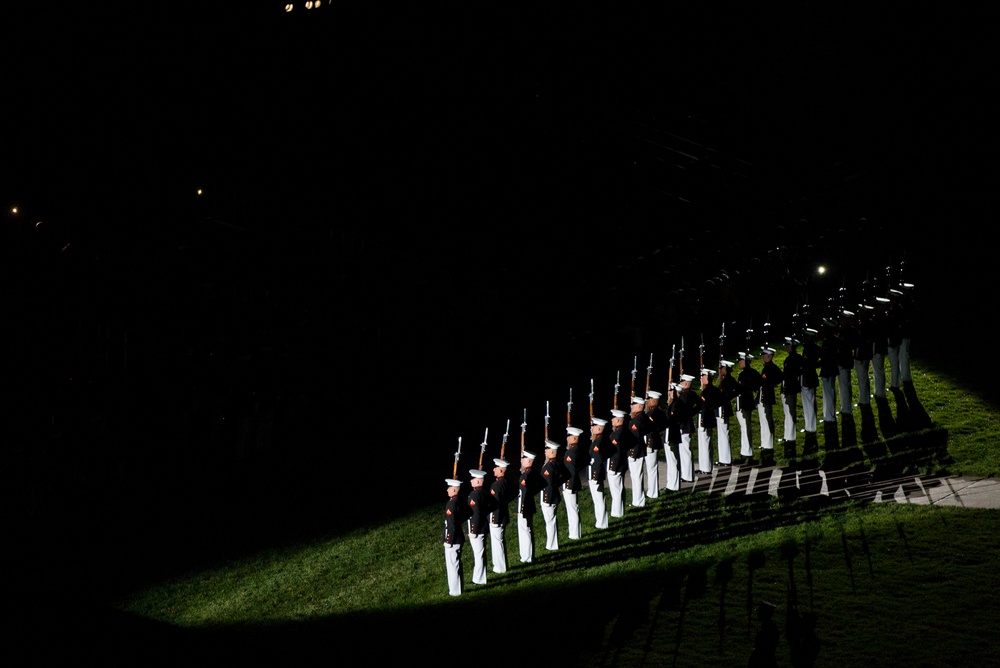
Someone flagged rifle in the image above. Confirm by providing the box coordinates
[668,343,676,403]
[478,427,488,470]
[589,378,595,422]
[719,322,727,418]
[630,355,638,398]
[698,334,705,430]
[719,322,726,374]
[453,436,462,479]
[567,388,573,429]
[680,336,686,377]
[545,400,550,442]
[699,333,705,373]
[645,353,653,398]
[500,418,510,460]
[613,370,621,409]
[520,408,526,458]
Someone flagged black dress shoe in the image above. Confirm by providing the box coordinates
[714,461,731,467]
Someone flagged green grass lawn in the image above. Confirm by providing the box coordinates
[103,354,1000,666]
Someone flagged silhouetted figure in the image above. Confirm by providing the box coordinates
[747,601,780,668]
[788,611,821,667]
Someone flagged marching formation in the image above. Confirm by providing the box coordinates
[441,267,923,597]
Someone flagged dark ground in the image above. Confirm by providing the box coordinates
[1,2,995,652]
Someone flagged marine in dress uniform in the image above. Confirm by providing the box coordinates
[758,347,783,466]
[642,390,668,497]
[516,451,543,563]
[818,317,841,446]
[663,386,682,491]
[853,302,880,442]
[897,281,916,385]
[871,295,897,438]
[696,368,720,474]
[488,457,513,574]
[626,394,649,508]
[674,374,701,481]
[715,360,739,466]
[781,337,803,461]
[540,440,564,551]
[466,469,490,585]
[606,409,629,517]
[886,287,905,391]
[800,328,822,456]
[443,477,471,597]
[835,309,858,417]
[587,417,612,528]
[736,352,761,464]
[562,426,585,539]
[872,297,891,402]
[853,304,876,408]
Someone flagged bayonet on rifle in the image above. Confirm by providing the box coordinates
[501,418,510,460]
[680,336,686,377]
[613,370,621,410]
[478,427,488,469]
[545,400,550,441]
[567,388,573,428]
[645,353,653,398]
[668,343,676,403]
[719,322,727,373]
[589,378,594,422]
[520,408,526,458]
[630,355,638,398]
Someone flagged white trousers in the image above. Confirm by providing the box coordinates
[663,445,680,491]
[444,543,463,596]
[468,531,487,585]
[872,353,886,398]
[758,404,775,450]
[680,433,694,480]
[517,513,534,563]
[588,477,609,528]
[562,488,581,539]
[838,367,853,414]
[716,416,733,464]
[697,417,712,473]
[855,359,871,405]
[801,386,817,432]
[821,376,837,422]
[628,456,646,507]
[541,502,559,550]
[488,518,507,573]
[607,468,625,517]
[888,345,901,388]
[782,392,798,442]
[736,408,754,457]
[644,447,659,498]
[899,338,911,382]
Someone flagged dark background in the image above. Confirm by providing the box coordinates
[1,2,993,614]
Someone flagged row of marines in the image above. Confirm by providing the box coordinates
[443,283,918,596]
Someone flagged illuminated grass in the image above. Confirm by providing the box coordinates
[112,357,1000,664]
